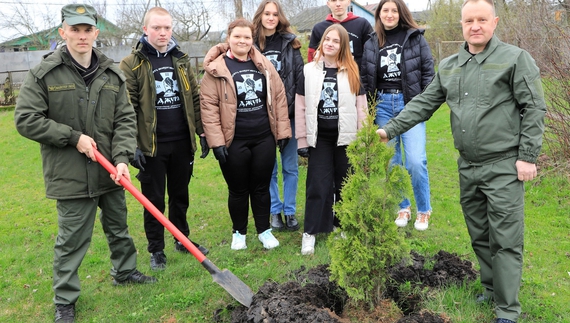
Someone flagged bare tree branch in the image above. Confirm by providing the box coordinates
[0,3,58,47]
[169,0,212,41]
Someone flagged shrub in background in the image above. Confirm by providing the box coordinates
[328,103,412,308]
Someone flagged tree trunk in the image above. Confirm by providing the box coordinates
[234,0,243,19]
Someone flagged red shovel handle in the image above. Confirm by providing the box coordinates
[93,149,206,263]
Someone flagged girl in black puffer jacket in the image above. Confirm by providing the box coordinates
[360,0,435,231]
[253,0,305,232]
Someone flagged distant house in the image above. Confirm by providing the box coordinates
[289,5,332,35]
[0,16,120,53]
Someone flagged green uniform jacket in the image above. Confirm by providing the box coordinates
[119,41,203,157]
[14,47,137,200]
[383,36,546,165]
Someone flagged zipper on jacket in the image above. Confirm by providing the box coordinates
[264,68,279,141]
[179,66,190,91]
[223,78,228,101]
[145,60,158,156]
[177,64,197,140]
[265,69,273,114]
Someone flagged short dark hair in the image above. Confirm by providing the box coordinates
[462,0,496,16]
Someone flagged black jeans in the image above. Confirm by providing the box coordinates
[136,138,194,253]
[220,134,276,235]
[303,135,349,235]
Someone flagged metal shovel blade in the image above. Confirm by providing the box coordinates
[202,259,254,307]
[93,149,254,307]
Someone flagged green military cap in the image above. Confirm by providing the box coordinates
[61,4,98,26]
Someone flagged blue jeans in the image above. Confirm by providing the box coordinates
[270,119,298,216]
[375,92,432,213]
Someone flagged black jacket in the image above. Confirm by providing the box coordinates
[361,28,435,104]
[275,33,304,118]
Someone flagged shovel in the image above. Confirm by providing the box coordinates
[93,149,254,307]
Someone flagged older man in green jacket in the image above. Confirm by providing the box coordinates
[377,1,546,323]
[15,4,156,323]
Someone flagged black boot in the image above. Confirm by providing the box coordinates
[285,214,299,231]
[271,213,285,231]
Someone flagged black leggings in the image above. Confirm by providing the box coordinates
[220,134,276,234]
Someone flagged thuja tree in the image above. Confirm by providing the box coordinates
[328,106,412,308]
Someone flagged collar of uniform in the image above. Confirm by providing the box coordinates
[458,35,499,66]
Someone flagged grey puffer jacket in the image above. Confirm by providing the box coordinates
[360,28,435,103]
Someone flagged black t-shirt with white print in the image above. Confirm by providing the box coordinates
[261,33,283,74]
[224,55,271,139]
[147,54,190,143]
[376,26,406,92]
[298,67,339,138]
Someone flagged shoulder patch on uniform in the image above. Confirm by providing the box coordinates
[103,84,120,92]
[439,68,461,76]
[482,63,510,70]
[48,84,75,91]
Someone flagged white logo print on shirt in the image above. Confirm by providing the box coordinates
[266,54,282,72]
[236,74,263,100]
[381,48,401,73]
[155,72,178,98]
[321,82,338,109]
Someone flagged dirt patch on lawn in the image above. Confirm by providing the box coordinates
[221,250,478,323]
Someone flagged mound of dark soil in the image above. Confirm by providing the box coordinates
[224,250,478,323]
[228,265,347,323]
[388,250,479,315]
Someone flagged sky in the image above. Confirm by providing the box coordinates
[404,0,430,11]
[0,0,430,43]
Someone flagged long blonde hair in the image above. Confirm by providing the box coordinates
[314,24,361,95]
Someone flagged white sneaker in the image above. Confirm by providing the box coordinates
[395,207,411,227]
[231,232,247,250]
[414,211,431,231]
[258,229,279,249]
[301,232,315,255]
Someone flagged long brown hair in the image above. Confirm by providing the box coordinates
[374,0,419,47]
[314,24,360,95]
[252,0,301,51]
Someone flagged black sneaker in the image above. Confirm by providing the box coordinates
[285,214,300,231]
[55,304,75,323]
[271,213,285,231]
[149,251,167,271]
[113,269,157,286]
[175,241,209,256]
[496,319,516,323]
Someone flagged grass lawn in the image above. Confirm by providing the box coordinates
[1,105,569,322]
